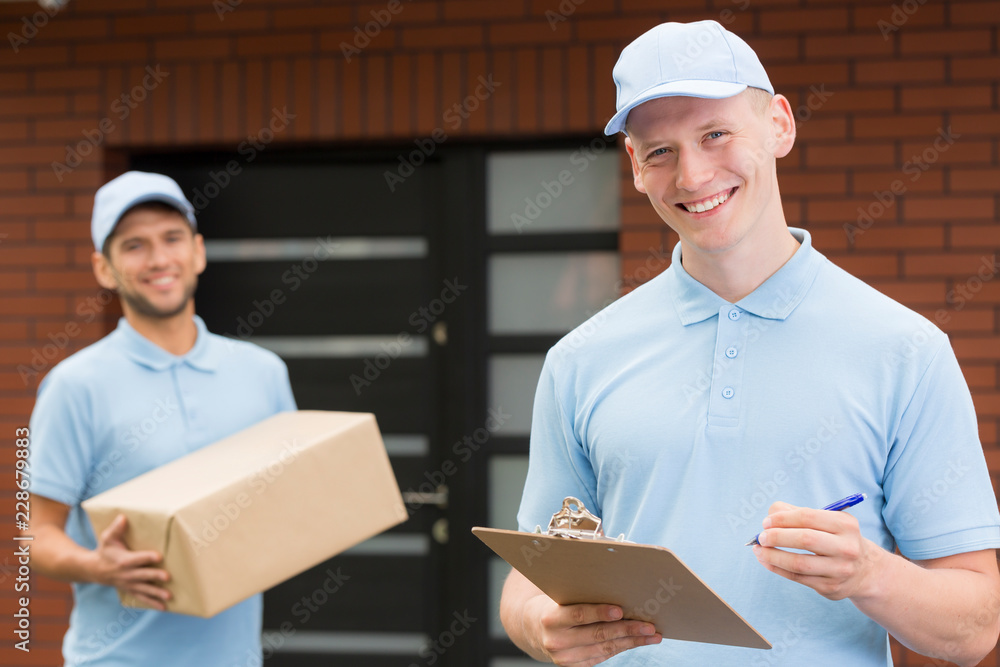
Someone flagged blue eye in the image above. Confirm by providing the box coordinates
[708,131,725,140]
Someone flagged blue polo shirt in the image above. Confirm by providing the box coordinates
[518,228,1000,665]
[30,316,296,667]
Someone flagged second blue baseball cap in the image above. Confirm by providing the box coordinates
[604,20,773,136]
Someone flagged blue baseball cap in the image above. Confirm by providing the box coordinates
[91,171,197,252]
[604,20,774,136]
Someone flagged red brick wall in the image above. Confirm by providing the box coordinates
[0,1,997,665]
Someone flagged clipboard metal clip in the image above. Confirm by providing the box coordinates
[538,497,627,542]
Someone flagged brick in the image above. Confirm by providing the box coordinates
[0,272,28,291]
[364,54,387,137]
[593,44,617,129]
[808,197,899,224]
[0,195,67,217]
[155,37,230,60]
[868,280,947,305]
[273,7,352,29]
[0,146,66,166]
[388,54,412,136]
[951,56,1000,82]
[855,58,945,84]
[236,33,314,57]
[828,253,899,279]
[0,297,65,316]
[951,169,1000,193]
[900,30,991,55]
[33,220,92,242]
[853,169,943,195]
[0,221,26,240]
[515,48,537,133]
[806,143,895,167]
[851,225,945,250]
[37,17,109,41]
[768,63,849,88]
[75,40,148,64]
[951,225,1000,248]
[35,165,104,191]
[950,1,1000,25]
[566,45,590,132]
[33,67,101,91]
[315,57,336,138]
[35,269,99,290]
[904,197,993,221]
[951,113,1000,137]
[853,114,945,140]
[812,88,894,113]
[0,71,27,93]
[540,48,564,133]
[902,86,992,111]
[464,50,488,134]
[904,252,999,278]
[489,20,572,46]
[191,61,217,141]
[71,92,100,116]
[490,49,514,134]
[853,3,946,31]
[356,1,439,24]
[402,26,484,49]
[901,140,991,166]
[115,14,190,36]
[341,56,361,137]
[805,33,894,59]
[0,171,28,191]
[743,36,800,62]
[0,322,28,342]
[245,60,264,139]
[794,117,846,141]
[448,1,526,20]
[173,63,195,142]
[926,308,995,334]
[760,7,848,32]
[0,94,68,118]
[0,45,69,69]
[194,8,268,32]
[774,171,847,196]
[217,61,240,142]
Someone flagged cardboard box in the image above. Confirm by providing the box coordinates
[83,410,407,617]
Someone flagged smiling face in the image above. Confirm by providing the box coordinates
[624,89,795,266]
[92,204,205,323]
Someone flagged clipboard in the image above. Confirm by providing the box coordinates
[473,497,771,650]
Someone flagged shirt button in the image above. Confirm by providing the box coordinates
[722,386,735,399]
[728,309,742,321]
[725,346,738,359]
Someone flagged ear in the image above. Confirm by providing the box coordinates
[91,251,119,291]
[623,136,647,194]
[768,94,796,159]
[192,232,207,277]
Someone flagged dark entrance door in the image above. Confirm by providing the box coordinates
[132,149,486,667]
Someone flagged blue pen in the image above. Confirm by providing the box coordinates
[745,492,867,546]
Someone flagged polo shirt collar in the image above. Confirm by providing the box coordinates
[667,227,823,326]
[115,315,218,372]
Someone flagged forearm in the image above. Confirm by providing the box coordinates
[500,570,551,662]
[852,546,1000,666]
[29,524,100,585]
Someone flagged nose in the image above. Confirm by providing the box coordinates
[147,239,171,268]
[674,148,714,194]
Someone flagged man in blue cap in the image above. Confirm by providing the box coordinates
[26,171,296,665]
[500,20,1000,666]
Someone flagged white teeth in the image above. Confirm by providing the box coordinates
[684,189,730,213]
[150,277,174,285]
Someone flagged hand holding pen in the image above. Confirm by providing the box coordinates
[745,493,867,546]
